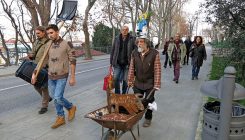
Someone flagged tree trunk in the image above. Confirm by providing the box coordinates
[0,30,10,66]
[82,0,97,60]
[14,30,19,65]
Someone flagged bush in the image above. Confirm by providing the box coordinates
[209,56,245,106]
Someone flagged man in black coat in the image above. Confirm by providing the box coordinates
[184,36,192,65]
[110,25,136,94]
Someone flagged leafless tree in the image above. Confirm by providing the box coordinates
[0,29,11,66]
[21,0,52,27]
[0,0,20,65]
[83,0,97,59]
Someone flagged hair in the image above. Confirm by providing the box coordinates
[194,36,203,44]
[175,33,181,37]
[35,26,46,32]
[121,25,129,31]
[135,38,151,48]
[46,24,59,31]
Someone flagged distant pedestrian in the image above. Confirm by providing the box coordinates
[28,26,52,114]
[110,25,136,94]
[184,36,192,65]
[168,33,186,83]
[31,24,77,129]
[128,35,161,127]
[163,37,174,68]
[189,36,207,80]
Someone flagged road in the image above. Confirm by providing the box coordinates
[0,59,110,115]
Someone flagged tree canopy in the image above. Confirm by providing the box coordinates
[92,23,119,53]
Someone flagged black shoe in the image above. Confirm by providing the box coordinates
[192,77,194,80]
[39,107,48,114]
[195,76,198,80]
[164,65,167,68]
[49,98,53,102]
[175,80,178,84]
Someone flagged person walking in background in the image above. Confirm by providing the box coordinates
[189,36,207,80]
[31,24,77,129]
[163,37,173,68]
[28,26,52,114]
[110,25,136,94]
[168,33,186,84]
[128,35,161,127]
[184,36,192,65]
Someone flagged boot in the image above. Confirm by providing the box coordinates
[143,119,151,127]
[38,107,48,114]
[68,106,76,121]
[51,116,65,129]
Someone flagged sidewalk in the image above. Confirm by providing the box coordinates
[0,45,212,140]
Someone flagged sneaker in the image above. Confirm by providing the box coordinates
[38,107,48,114]
[143,119,151,127]
[51,116,65,129]
[68,106,76,121]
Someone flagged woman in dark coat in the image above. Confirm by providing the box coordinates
[189,36,207,80]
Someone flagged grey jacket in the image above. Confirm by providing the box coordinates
[110,34,136,66]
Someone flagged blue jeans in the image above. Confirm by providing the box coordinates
[113,65,128,94]
[192,65,200,78]
[48,78,72,117]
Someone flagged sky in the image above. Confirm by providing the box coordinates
[183,0,211,36]
[0,0,210,40]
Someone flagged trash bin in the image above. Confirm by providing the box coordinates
[202,101,245,140]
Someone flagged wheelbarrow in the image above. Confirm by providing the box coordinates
[85,89,155,140]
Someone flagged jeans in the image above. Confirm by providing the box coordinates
[133,87,155,120]
[192,65,200,78]
[113,65,128,94]
[164,54,172,67]
[48,78,72,117]
[173,60,180,80]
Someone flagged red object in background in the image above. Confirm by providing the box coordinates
[103,66,114,91]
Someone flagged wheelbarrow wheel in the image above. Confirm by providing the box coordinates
[102,130,118,140]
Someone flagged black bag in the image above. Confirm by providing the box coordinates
[162,50,166,55]
[15,60,48,88]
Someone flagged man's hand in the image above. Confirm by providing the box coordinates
[31,73,37,85]
[154,87,160,91]
[69,76,76,86]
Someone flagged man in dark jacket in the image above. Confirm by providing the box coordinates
[184,36,192,65]
[163,37,173,68]
[110,25,136,94]
[28,26,51,114]
[128,35,161,127]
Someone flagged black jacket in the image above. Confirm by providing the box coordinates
[110,34,136,66]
